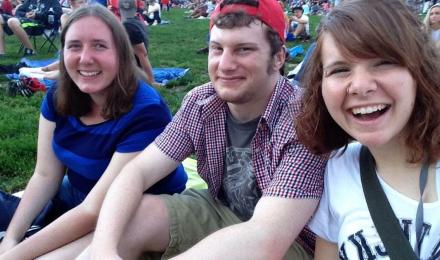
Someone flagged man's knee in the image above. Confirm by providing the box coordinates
[119,194,171,257]
[139,194,169,218]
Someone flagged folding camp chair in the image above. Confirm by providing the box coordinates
[39,28,59,52]
[18,26,59,54]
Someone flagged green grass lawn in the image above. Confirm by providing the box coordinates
[0,8,320,192]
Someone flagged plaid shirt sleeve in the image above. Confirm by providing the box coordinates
[262,139,327,199]
[261,88,327,200]
[154,90,198,162]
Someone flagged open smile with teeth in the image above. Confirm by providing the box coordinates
[351,104,389,116]
[79,70,101,77]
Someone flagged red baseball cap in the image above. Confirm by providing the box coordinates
[210,0,286,43]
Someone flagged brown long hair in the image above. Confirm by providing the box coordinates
[56,4,142,119]
[296,0,440,163]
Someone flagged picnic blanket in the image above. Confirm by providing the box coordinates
[5,58,190,87]
[287,45,305,59]
[182,158,207,190]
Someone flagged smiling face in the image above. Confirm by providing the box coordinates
[63,16,118,100]
[208,20,282,107]
[429,6,440,28]
[320,33,417,149]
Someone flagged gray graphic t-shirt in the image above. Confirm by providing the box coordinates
[220,111,261,221]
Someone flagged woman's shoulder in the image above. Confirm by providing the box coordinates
[322,143,364,203]
[124,81,171,120]
[325,142,362,180]
[41,85,59,121]
[133,81,163,105]
[328,142,362,166]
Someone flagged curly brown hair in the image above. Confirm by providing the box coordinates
[296,0,440,163]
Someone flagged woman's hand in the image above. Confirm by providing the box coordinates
[0,237,18,256]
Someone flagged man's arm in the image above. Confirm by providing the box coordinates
[89,144,180,259]
[174,196,319,260]
[0,151,140,259]
[290,16,308,24]
[314,237,339,260]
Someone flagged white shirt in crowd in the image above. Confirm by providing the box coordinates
[291,13,309,34]
[309,142,440,260]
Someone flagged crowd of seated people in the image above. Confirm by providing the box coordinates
[185,0,214,19]
[0,0,62,56]
[17,0,159,86]
[1,0,168,57]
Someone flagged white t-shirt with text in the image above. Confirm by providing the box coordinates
[309,143,440,260]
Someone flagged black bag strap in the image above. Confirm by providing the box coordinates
[359,146,419,260]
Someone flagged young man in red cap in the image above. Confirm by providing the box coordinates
[80,0,326,258]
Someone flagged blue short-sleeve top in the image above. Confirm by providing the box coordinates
[41,81,187,195]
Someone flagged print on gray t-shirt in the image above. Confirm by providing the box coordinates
[220,111,261,221]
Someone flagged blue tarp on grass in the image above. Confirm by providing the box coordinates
[6,58,189,87]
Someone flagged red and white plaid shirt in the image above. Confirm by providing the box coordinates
[155,78,325,199]
[156,77,326,199]
[155,77,327,252]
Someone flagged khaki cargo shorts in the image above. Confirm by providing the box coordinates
[142,189,312,260]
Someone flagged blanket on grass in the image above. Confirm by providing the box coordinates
[5,58,189,88]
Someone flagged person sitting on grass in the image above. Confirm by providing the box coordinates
[0,4,187,259]
[144,0,161,25]
[0,0,62,56]
[21,0,160,88]
[296,0,440,258]
[0,0,13,55]
[74,0,326,259]
[289,5,310,41]
[13,0,85,80]
[187,0,215,19]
